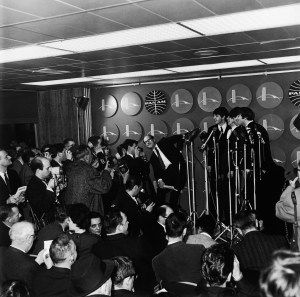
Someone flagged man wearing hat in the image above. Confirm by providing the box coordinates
[69,253,115,297]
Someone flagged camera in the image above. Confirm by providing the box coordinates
[119,163,129,174]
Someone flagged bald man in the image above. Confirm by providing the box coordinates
[0,221,47,288]
[26,157,56,223]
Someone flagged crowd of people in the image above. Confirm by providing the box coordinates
[0,111,300,297]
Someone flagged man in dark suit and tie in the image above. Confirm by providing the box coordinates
[143,134,186,209]
[26,156,56,223]
[0,149,22,206]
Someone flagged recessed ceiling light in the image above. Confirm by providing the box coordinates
[92,69,173,80]
[31,68,70,75]
[0,45,71,64]
[167,60,263,73]
[22,77,98,86]
[260,55,300,64]
[194,49,219,57]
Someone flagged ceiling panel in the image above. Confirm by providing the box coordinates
[257,0,300,8]
[136,0,213,22]
[208,33,256,46]
[0,0,82,17]
[115,46,159,56]
[284,25,300,38]
[58,0,131,10]
[143,41,190,52]
[92,4,167,28]
[172,47,240,59]
[0,37,27,49]
[195,0,263,15]
[174,37,220,50]
[0,7,40,26]
[245,27,295,43]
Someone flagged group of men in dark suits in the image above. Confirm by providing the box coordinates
[203,107,273,224]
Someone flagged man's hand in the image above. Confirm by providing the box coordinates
[65,149,73,160]
[146,202,155,212]
[47,178,55,189]
[157,179,165,189]
[232,256,243,282]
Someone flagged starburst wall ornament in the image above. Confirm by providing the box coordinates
[145,90,167,115]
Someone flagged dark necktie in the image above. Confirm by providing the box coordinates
[155,147,165,169]
[4,173,11,194]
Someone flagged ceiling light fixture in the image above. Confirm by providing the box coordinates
[260,55,300,64]
[0,45,71,64]
[22,77,98,86]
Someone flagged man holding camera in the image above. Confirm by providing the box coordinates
[25,156,56,223]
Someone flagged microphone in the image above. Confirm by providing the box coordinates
[184,127,201,142]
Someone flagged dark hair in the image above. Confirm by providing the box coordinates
[260,250,300,297]
[49,143,64,158]
[213,107,228,118]
[103,209,123,234]
[90,211,101,220]
[240,107,255,121]
[54,205,69,223]
[63,138,75,146]
[201,243,234,286]
[21,149,35,164]
[196,215,215,236]
[228,107,242,118]
[0,204,18,221]
[41,144,51,154]
[165,212,187,238]
[88,136,100,147]
[116,144,125,156]
[0,280,30,297]
[122,139,138,150]
[112,256,136,286]
[233,210,257,231]
[125,175,142,191]
[49,234,75,264]
[67,204,90,230]
[72,145,90,161]
[30,156,44,173]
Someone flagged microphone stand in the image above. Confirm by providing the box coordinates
[227,138,233,242]
[234,141,240,213]
[213,132,220,223]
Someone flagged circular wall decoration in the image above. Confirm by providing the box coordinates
[120,92,142,116]
[99,123,119,145]
[171,118,194,135]
[289,80,300,107]
[271,146,286,167]
[144,120,168,142]
[257,114,284,141]
[199,116,215,132]
[256,82,283,109]
[145,90,167,115]
[170,89,193,114]
[97,94,118,118]
[290,114,300,140]
[290,146,300,168]
[198,87,222,112]
[119,121,143,142]
[226,84,252,108]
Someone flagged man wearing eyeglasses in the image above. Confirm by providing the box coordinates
[143,135,186,209]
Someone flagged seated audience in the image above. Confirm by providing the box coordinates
[32,204,69,254]
[0,280,31,297]
[260,250,300,297]
[68,253,114,297]
[0,204,21,247]
[186,214,217,248]
[0,221,48,289]
[92,209,155,292]
[196,243,254,297]
[89,211,103,238]
[62,145,112,215]
[152,212,205,286]
[143,204,173,256]
[233,210,289,273]
[67,203,98,256]
[33,234,77,297]
[112,256,141,297]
